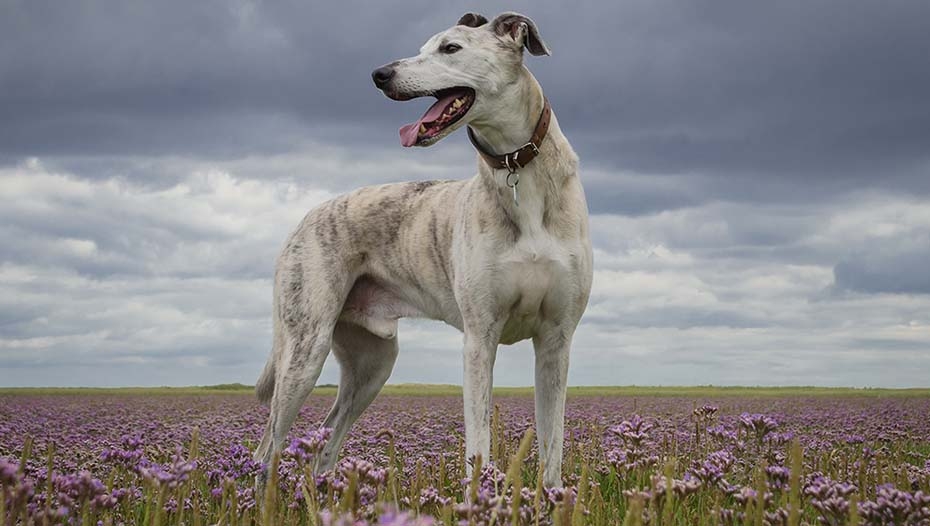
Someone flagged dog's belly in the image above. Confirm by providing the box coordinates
[339,276,426,339]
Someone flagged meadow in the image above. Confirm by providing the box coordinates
[1,385,929,525]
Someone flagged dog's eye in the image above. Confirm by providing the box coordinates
[441,43,462,54]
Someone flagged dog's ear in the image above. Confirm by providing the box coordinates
[490,12,551,56]
[457,12,488,28]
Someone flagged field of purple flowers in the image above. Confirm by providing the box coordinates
[1,388,929,525]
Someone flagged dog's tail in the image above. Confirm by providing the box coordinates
[255,355,276,405]
[256,317,280,404]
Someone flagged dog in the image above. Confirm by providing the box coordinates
[253,11,592,489]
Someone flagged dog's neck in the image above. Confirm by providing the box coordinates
[467,67,578,228]
[468,67,546,154]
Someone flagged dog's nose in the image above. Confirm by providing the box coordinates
[371,66,395,88]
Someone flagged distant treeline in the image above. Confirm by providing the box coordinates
[200,383,338,390]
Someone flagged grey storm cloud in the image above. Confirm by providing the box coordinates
[3,1,930,189]
[1,1,930,388]
[833,245,930,295]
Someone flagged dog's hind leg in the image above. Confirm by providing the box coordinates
[316,320,398,472]
[254,252,348,484]
[255,321,334,496]
[254,325,334,474]
[255,330,332,497]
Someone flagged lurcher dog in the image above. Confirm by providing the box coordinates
[254,11,592,488]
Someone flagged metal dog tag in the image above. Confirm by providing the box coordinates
[506,171,520,206]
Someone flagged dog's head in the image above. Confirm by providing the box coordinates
[372,12,550,147]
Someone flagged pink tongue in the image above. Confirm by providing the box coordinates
[399,92,461,147]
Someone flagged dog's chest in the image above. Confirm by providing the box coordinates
[495,234,576,344]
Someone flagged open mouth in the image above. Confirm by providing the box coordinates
[398,87,475,147]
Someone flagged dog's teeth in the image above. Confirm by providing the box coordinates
[419,124,427,134]
[453,99,463,109]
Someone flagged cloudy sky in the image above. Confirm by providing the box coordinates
[2,1,929,388]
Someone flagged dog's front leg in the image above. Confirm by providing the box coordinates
[461,320,501,474]
[533,325,572,488]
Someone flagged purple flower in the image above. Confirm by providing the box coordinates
[206,443,262,484]
[0,459,22,487]
[707,424,739,443]
[692,405,719,420]
[738,413,779,441]
[318,510,368,526]
[609,414,655,447]
[53,471,109,511]
[285,428,333,463]
[765,465,791,490]
[1,459,35,514]
[858,484,930,525]
[804,473,857,526]
[138,448,196,489]
[688,449,736,486]
[376,508,434,526]
[418,487,451,508]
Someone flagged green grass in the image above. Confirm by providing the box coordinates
[2,384,928,397]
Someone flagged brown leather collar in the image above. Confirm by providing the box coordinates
[467,97,551,172]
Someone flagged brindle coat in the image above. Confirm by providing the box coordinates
[254,11,593,489]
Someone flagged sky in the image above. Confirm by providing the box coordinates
[1,0,929,388]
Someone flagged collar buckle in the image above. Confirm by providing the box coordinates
[522,142,540,156]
